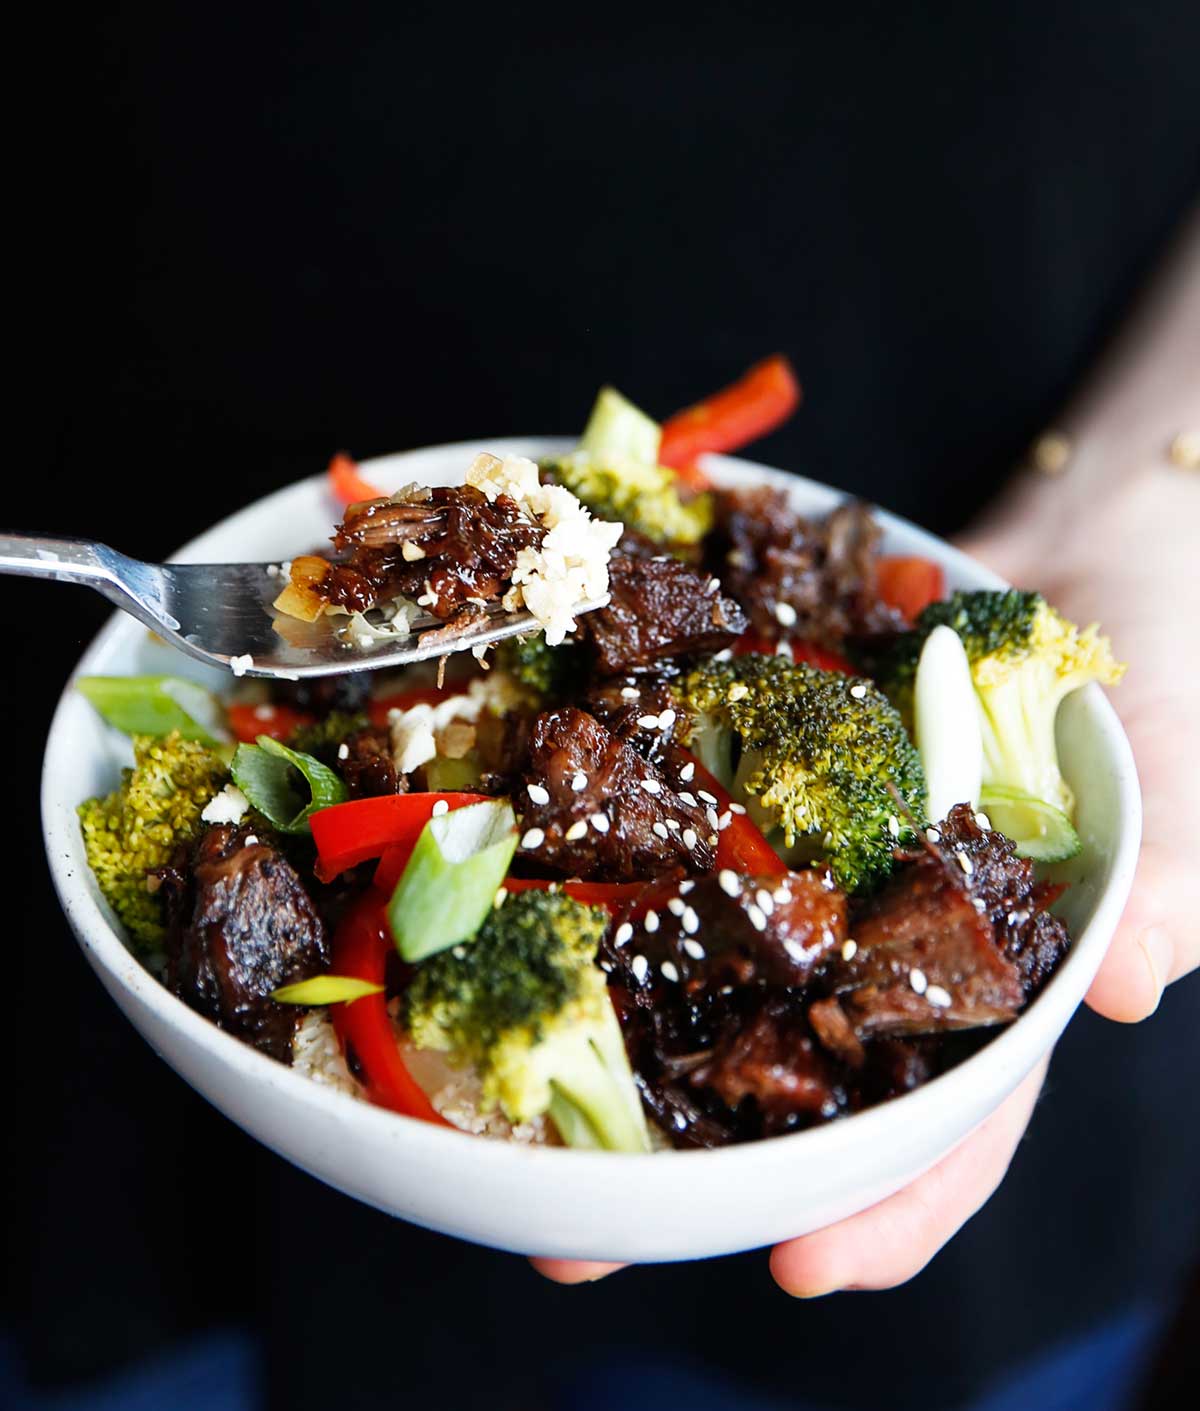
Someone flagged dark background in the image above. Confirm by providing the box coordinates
[10,3,1199,1408]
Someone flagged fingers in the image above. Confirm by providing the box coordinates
[769,1060,1047,1297]
[529,1258,627,1284]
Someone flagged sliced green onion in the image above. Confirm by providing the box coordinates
[77,675,232,747]
[979,785,1082,863]
[231,735,348,834]
[271,975,385,1005]
[579,385,662,465]
[388,799,517,962]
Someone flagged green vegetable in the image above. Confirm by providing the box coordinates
[495,631,589,702]
[77,731,229,949]
[231,735,348,834]
[979,786,1082,863]
[579,385,662,464]
[286,710,368,765]
[405,890,649,1151]
[77,675,231,748]
[674,652,927,894]
[388,800,518,961]
[271,975,385,1004]
[881,591,1125,817]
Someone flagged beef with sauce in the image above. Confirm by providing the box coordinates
[158,823,329,1061]
[339,725,408,798]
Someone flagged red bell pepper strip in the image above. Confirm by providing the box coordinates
[659,355,802,492]
[329,897,449,1125]
[733,633,854,675]
[311,792,490,882]
[366,685,456,730]
[676,751,787,878]
[328,452,384,507]
[876,555,945,624]
[226,701,315,744]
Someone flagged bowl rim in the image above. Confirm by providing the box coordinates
[41,438,1142,1178]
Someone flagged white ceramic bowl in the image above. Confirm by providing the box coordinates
[41,440,1141,1262]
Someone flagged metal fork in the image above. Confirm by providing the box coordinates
[1,532,606,679]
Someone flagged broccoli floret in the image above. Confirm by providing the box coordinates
[78,731,229,949]
[546,452,713,548]
[881,590,1125,815]
[405,890,650,1151]
[495,632,588,702]
[674,653,926,893]
[286,710,368,766]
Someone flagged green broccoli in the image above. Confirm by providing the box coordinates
[405,890,650,1151]
[78,731,229,949]
[674,653,926,893]
[881,590,1125,815]
[286,709,369,766]
[494,631,588,703]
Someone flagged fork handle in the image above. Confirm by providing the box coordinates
[0,532,124,586]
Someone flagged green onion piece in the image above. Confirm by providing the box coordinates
[77,675,232,747]
[388,799,517,962]
[271,975,384,1005]
[579,385,662,465]
[231,735,348,834]
[979,785,1082,863]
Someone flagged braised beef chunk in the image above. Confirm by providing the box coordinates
[582,677,680,766]
[518,707,715,880]
[339,725,406,798]
[588,554,747,675]
[320,485,544,620]
[161,824,329,1061]
[711,492,903,647]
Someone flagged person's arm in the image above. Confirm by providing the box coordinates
[535,205,1200,1295]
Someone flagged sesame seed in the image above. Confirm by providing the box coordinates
[599,959,613,973]
[243,835,258,846]
[682,828,698,850]
[667,897,686,916]
[956,850,974,875]
[706,807,720,830]
[841,939,858,961]
[775,639,792,656]
[520,827,545,849]
[727,683,750,702]
[674,1111,688,1130]
[644,910,660,933]
[337,742,350,760]
[526,783,550,805]
[926,984,953,1008]
[974,811,992,830]
[658,709,677,730]
[652,821,669,840]
[571,771,588,792]
[666,818,680,831]
[717,810,732,830]
[747,904,768,932]
[620,686,641,700]
[704,578,720,596]
[679,880,695,893]
[614,922,633,947]
[638,714,661,729]
[660,961,680,982]
[718,869,740,896]
[564,819,588,841]
[755,889,775,916]
[887,815,900,838]
[631,954,649,983]
[679,761,696,782]
[774,601,798,627]
[729,802,746,815]
[698,790,718,805]
[910,968,928,995]
[678,791,697,807]
[926,827,941,843]
[640,778,662,795]
[431,799,450,816]
[590,812,610,834]
[849,683,868,699]
[682,906,700,934]
[783,938,806,962]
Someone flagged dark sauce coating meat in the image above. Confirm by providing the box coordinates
[582,677,680,767]
[159,824,329,1061]
[710,491,904,647]
[319,485,544,620]
[517,707,716,880]
[587,554,747,675]
[340,725,407,798]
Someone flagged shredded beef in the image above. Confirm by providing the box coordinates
[159,824,329,1061]
[711,491,903,646]
[517,707,715,880]
[587,554,746,675]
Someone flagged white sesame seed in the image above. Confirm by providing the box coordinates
[679,761,695,782]
[729,802,747,815]
[666,818,680,831]
[887,815,900,837]
[571,771,588,792]
[841,939,858,961]
[653,821,670,840]
[620,686,641,700]
[718,869,740,896]
[775,639,792,656]
[667,897,686,916]
[747,904,768,932]
[975,811,992,830]
[683,938,705,960]
[706,806,720,830]
[678,791,697,807]
[698,790,718,805]
[590,812,610,834]
[520,827,545,849]
[679,880,695,893]
[849,683,868,699]
[526,783,550,805]
[658,709,677,730]
[638,714,661,729]
[243,835,258,846]
[704,578,720,596]
[926,984,953,1008]
[644,910,659,933]
[774,601,798,627]
[783,938,806,962]
[660,961,680,982]
[910,968,928,995]
[727,683,750,702]
[755,889,775,916]
[682,828,698,850]
[956,850,974,876]
[564,819,588,841]
[631,954,649,983]
[614,922,633,947]
[431,799,450,817]
[926,827,941,843]
[640,778,662,796]
[673,1111,688,1130]
[718,811,732,830]
[599,959,613,973]
[337,743,350,760]
[682,906,700,935]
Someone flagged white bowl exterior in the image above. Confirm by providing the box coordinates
[42,440,1141,1261]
